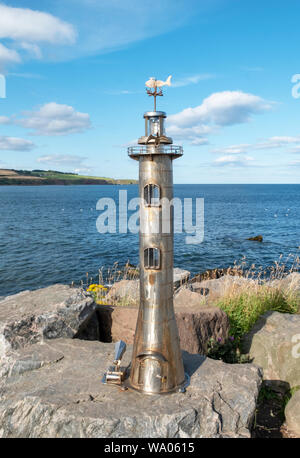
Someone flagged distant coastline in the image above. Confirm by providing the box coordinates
[0,169,137,186]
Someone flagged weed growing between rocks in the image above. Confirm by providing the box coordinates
[207,336,250,364]
[252,384,300,438]
[203,253,300,362]
[86,284,108,304]
[72,261,139,305]
[216,286,299,340]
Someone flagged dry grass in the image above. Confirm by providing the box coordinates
[82,261,139,305]
[79,252,300,322]
[0,169,18,176]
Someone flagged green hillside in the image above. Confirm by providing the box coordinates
[0,169,137,186]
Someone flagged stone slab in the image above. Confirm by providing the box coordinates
[0,339,262,438]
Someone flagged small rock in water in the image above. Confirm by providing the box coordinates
[247,235,263,242]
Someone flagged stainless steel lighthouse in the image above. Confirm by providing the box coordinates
[126,77,187,395]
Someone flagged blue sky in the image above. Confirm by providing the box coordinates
[0,0,300,183]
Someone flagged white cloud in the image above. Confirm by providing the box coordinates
[0,136,35,151]
[167,91,273,145]
[0,3,76,68]
[45,0,208,61]
[105,89,140,95]
[208,135,300,170]
[19,42,42,59]
[289,145,300,153]
[172,74,215,88]
[120,139,139,148]
[169,91,273,128]
[0,1,218,67]
[0,4,76,44]
[211,144,251,154]
[0,43,20,65]
[74,167,92,174]
[213,155,254,167]
[212,136,300,157]
[167,124,210,146]
[0,0,210,67]
[190,137,209,146]
[17,102,91,136]
[0,116,10,124]
[37,154,87,166]
[8,72,43,79]
[256,136,300,149]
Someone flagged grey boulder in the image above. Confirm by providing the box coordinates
[105,279,140,307]
[0,284,97,357]
[270,272,300,296]
[105,268,191,307]
[173,268,190,289]
[190,275,256,304]
[174,287,207,308]
[243,311,300,390]
[285,390,300,437]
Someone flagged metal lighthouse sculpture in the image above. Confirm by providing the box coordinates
[103,76,188,395]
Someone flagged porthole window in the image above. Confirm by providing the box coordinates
[144,184,160,206]
[144,247,161,270]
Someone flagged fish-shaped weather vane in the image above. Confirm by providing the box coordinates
[145,75,172,111]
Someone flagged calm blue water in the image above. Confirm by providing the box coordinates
[0,184,299,296]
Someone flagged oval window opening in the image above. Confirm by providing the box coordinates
[144,247,160,269]
[144,184,160,206]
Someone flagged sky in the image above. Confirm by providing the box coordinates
[0,0,300,184]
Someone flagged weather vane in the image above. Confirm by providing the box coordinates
[145,75,172,111]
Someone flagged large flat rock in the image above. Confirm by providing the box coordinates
[0,285,97,357]
[0,339,262,438]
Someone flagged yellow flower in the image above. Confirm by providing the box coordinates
[96,299,108,305]
[87,284,108,294]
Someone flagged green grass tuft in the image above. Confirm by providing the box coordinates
[216,286,299,340]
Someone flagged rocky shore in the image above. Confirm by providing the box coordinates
[0,271,299,438]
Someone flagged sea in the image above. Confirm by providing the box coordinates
[0,184,299,297]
